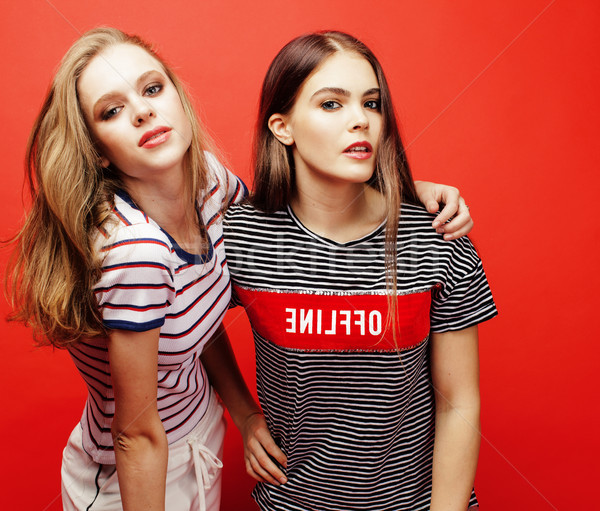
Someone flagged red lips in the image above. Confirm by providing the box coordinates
[344,142,373,153]
[138,126,172,147]
[343,141,373,159]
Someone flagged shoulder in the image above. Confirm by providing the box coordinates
[398,203,445,247]
[204,151,228,189]
[95,194,174,266]
[224,201,257,220]
[224,202,287,225]
[223,204,291,252]
[399,203,438,230]
[225,201,257,220]
[399,202,480,262]
[203,152,248,205]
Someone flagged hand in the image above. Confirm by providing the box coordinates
[241,412,288,485]
[414,181,474,240]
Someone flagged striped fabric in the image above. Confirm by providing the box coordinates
[223,202,497,510]
[69,153,247,465]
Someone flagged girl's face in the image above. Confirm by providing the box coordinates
[77,43,193,182]
[272,51,382,190]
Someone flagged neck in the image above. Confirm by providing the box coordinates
[122,171,203,254]
[290,181,385,244]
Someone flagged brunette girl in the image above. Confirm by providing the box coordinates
[224,31,497,510]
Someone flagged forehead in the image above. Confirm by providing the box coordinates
[77,43,164,103]
[298,51,378,97]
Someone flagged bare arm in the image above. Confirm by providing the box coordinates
[108,327,167,511]
[201,325,288,485]
[430,325,481,511]
[414,181,474,240]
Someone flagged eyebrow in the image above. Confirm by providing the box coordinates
[92,70,162,116]
[311,87,381,99]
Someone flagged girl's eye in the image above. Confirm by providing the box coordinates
[321,100,341,110]
[102,106,122,120]
[364,99,380,110]
[145,83,163,96]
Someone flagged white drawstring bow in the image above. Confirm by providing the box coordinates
[187,431,223,511]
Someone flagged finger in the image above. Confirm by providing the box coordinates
[437,210,470,233]
[425,198,440,214]
[255,450,288,484]
[443,220,474,240]
[248,453,277,484]
[432,200,460,228]
[432,185,460,222]
[437,198,472,234]
[245,457,267,483]
[246,434,287,483]
[257,431,288,468]
[414,181,441,214]
[439,212,473,235]
[247,451,287,485]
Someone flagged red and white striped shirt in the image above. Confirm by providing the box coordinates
[69,153,246,464]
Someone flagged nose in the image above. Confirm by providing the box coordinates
[350,106,369,131]
[132,98,154,126]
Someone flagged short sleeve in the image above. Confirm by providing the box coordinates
[429,237,497,333]
[94,224,177,332]
[204,152,248,208]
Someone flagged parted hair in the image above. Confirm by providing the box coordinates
[5,27,212,348]
[252,31,419,341]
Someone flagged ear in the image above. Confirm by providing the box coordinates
[268,113,294,146]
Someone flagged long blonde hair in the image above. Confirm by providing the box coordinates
[5,27,213,348]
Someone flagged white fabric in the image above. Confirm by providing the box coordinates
[61,393,226,511]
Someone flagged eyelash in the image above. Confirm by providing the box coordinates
[102,106,122,121]
[320,99,381,111]
[144,83,163,96]
[364,99,380,110]
[321,100,341,110]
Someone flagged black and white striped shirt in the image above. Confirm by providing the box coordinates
[224,202,496,510]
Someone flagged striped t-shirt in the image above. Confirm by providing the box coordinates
[68,153,247,465]
[223,202,497,511]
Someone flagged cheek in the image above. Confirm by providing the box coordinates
[165,91,189,124]
[182,118,193,147]
[296,132,329,163]
[373,115,383,136]
[371,117,383,147]
[93,127,132,167]
[95,132,121,159]
[296,117,334,151]
[172,101,193,146]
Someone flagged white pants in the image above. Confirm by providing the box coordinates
[61,394,226,511]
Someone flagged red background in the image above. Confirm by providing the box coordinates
[1,1,598,509]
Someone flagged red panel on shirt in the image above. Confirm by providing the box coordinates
[234,286,431,351]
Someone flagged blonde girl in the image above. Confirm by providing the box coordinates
[5,27,285,511]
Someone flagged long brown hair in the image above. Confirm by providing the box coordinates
[252,31,419,343]
[5,27,213,348]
